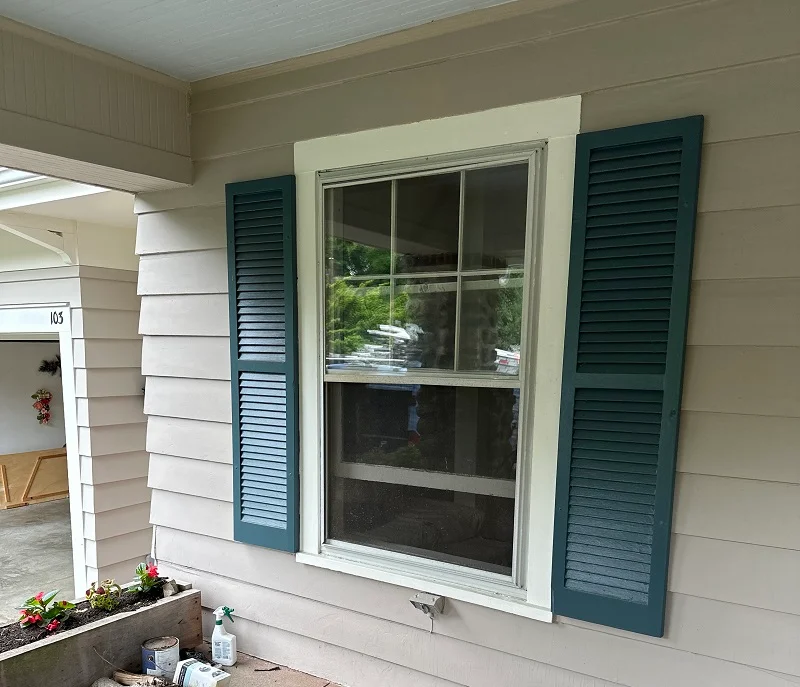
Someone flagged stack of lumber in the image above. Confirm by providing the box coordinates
[0,448,68,509]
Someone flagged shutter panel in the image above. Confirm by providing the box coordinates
[552,117,703,637]
[226,175,299,552]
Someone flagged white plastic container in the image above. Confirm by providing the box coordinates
[211,606,237,666]
[173,658,231,686]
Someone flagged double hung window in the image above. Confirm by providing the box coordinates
[322,150,540,583]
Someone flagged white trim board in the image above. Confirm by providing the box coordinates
[293,96,579,620]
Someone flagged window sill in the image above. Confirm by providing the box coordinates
[296,547,553,623]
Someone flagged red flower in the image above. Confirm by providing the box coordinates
[46,619,60,632]
[34,592,44,602]
[19,610,43,627]
[33,401,43,410]
[146,564,159,579]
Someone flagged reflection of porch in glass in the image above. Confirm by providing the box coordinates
[328,271,523,373]
[339,269,522,284]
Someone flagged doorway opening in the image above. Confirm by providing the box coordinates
[0,309,78,625]
[0,166,146,622]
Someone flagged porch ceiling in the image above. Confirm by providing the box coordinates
[0,0,522,81]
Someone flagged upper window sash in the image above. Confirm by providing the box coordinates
[321,145,542,389]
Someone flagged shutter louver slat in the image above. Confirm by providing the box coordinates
[553,117,703,637]
[227,175,299,553]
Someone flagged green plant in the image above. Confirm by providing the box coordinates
[134,562,161,593]
[86,580,122,610]
[326,278,408,355]
[18,591,75,632]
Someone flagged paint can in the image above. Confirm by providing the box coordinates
[142,635,180,677]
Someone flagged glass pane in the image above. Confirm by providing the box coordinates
[327,383,519,478]
[462,163,528,270]
[395,173,460,274]
[458,273,524,375]
[325,183,392,278]
[329,481,515,574]
[326,279,402,372]
[327,382,519,574]
[396,278,457,371]
[325,277,457,372]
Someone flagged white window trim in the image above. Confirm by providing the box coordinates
[294,96,580,623]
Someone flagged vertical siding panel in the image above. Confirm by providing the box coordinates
[0,23,187,161]
[99,66,111,136]
[150,81,160,150]
[0,31,11,110]
[44,47,64,123]
[157,85,168,152]
[133,74,144,145]
[0,31,6,110]
[32,42,47,120]
[22,37,37,116]
[107,72,119,140]
[63,52,75,126]
[12,34,26,113]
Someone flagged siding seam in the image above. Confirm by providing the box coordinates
[586,52,800,99]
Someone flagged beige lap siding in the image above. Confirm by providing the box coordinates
[135,0,800,684]
[74,269,150,585]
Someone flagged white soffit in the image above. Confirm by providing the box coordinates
[12,190,136,230]
[0,172,105,213]
[0,169,135,229]
[0,0,519,80]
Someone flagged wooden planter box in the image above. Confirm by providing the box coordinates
[0,589,202,687]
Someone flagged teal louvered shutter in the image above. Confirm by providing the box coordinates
[226,176,299,552]
[552,117,704,637]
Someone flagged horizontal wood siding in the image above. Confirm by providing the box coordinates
[135,0,800,684]
[75,271,150,584]
[153,527,799,687]
[80,451,150,485]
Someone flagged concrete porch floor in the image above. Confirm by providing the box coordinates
[0,498,73,625]
[221,650,342,687]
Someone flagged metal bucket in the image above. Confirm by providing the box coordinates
[142,635,180,677]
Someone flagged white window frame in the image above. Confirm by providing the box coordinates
[294,96,580,622]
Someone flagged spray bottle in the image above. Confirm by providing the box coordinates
[211,606,237,666]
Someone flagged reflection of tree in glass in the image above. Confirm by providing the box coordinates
[496,283,523,351]
[328,237,391,277]
[327,280,408,355]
